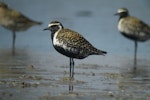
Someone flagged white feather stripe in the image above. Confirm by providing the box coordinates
[53,30,68,50]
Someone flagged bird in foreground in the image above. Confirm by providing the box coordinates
[44,21,107,78]
[0,2,42,55]
[115,8,150,70]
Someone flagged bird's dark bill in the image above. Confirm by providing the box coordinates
[43,27,49,31]
[114,13,119,16]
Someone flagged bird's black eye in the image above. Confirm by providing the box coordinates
[50,25,60,32]
[51,25,59,30]
[120,12,128,17]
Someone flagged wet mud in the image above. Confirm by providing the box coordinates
[0,50,150,100]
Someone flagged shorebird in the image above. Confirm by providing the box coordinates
[115,8,150,70]
[0,2,42,55]
[44,21,107,78]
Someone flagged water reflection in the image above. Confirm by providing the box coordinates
[117,64,150,99]
[69,83,74,93]
[118,63,150,95]
[0,49,33,80]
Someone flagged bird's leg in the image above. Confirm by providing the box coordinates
[12,31,16,55]
[69,58,75,79]
[69,83,73,93]
[134,40,137,70]
[71,58,74,78]
[69,58,72,78]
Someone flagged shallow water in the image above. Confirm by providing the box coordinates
[0,0,150,100]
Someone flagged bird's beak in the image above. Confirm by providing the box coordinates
[114,13,119,16]
[43,27,49,31]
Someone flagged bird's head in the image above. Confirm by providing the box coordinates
[115,8,129,18]
[0,2,8,9]
[43,21,63,33]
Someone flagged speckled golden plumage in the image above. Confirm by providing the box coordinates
[56,28,102,57]
[44,21,107,78]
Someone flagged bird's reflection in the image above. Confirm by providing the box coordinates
[0,48,39,75]
[118,64,150,93]
[69,83,74,93]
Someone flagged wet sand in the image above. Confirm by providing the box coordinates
[0,49,150,100]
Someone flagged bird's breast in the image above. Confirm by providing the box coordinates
[52,31,70,51]
[118,18,132,35]
[53,30,61,46]
[118,19,125,32]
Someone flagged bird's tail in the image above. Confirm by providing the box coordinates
[90,47,107,56]
[97,50,107,56]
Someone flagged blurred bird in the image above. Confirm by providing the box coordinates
[115,8,150,70]
[0,2,42,55]
[44,21,107,78]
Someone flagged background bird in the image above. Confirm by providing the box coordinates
[0,1,42,55]
[44,21,107,78]
[115,8,150,70]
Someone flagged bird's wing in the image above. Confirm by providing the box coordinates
[8,8,41,25]
[7,9,29,23]
[58,29,93,50]
[57,29,105,55]
[123,16,150,37]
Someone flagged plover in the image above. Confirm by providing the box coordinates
[0,2,42,55]
[44,21,107,78]
[115,8,150,70]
